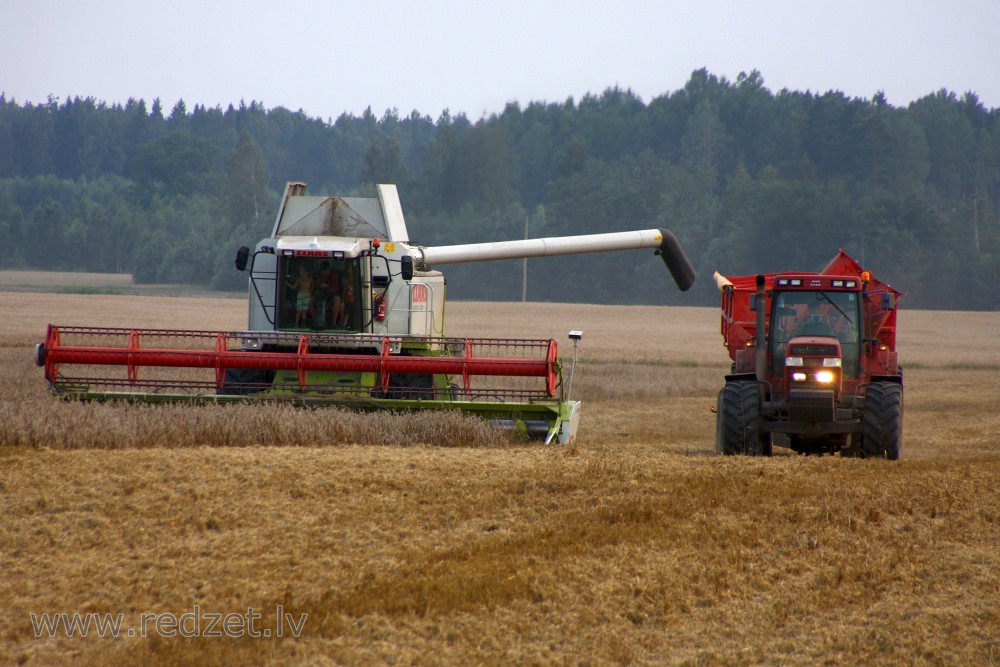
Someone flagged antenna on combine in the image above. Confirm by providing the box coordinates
[566,331,583,401]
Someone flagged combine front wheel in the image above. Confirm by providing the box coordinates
[861,382,902,460]
[218,367,275,396]
[716,381,770,456]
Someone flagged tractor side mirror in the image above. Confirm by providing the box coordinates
[881,292,895,311]
[400,255,414,281]
[750,294,759,311]
[234,246,250,272]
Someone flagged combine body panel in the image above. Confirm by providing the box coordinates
[35,182,695,444]
[714,250,903,458]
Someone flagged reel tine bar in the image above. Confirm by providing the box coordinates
[38,326,561,400]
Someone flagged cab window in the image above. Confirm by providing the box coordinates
[276,256,362,332]
[770,291,861,378]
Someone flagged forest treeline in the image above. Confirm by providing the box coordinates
[1,69,997,309]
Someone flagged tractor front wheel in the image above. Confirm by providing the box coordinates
[716,381,770,456]
[861,382,903,460]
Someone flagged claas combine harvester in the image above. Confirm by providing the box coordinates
[713,251,903,458]
[34,182,695,444]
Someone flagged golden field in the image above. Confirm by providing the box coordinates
[1,289,999,666]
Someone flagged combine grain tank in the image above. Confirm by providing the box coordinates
[714,251,903,458]
[35,182,695,444]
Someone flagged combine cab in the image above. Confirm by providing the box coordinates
[35,182,695,444]
[714,251,903,458]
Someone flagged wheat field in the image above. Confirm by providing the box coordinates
[1,289,999,666]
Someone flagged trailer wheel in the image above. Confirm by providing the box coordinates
[861,382,902,460]
[716,381,769,456]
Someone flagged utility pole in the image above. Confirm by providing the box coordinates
[521,215,528,302]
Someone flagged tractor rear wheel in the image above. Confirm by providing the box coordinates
[716,381,770,456]
[861,382,902,460]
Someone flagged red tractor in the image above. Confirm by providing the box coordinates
[714,251,903,458]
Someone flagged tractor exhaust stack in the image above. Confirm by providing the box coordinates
[755,274,767,383]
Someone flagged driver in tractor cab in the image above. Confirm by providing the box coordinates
[793,301,835,337]
[786,295,862,377]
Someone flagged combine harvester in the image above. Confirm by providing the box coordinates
[714,251,903,458]
[35,182,695,444]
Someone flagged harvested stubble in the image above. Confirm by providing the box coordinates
[2,290,1000,666]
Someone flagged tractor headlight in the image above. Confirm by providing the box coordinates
[814,370,835,384]
[786,357,804,367]
[822,358,842,367]
[791,371,807,381]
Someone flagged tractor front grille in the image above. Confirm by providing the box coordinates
[789,389,836,422]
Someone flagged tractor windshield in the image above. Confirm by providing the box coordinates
[770,290,862,378]
[276,256,363,332]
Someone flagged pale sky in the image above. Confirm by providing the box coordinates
[2,0,997,121]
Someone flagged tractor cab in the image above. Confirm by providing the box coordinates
[769,280,863,388]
